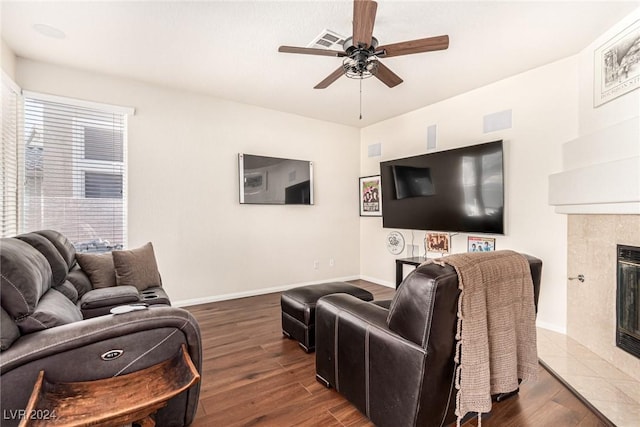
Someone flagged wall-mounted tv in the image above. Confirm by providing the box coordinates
[238,154,314,205]
[380,140,504,234]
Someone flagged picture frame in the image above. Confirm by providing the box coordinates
[468,236,496,252]
[426,232,450,254]
[594,19,640,107]
[244,170,267,195]
[359,175,382,216]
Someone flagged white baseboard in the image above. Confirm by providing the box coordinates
[358,275,395,289]
[173,275,361,307]
[536,320,566,334]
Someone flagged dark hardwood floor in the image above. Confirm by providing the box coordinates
[186,280,607,427]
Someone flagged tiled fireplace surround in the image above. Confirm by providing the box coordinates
[538,214,640,426]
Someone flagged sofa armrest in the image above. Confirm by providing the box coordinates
[79,285,140,308]
[315,294,429,426]
[140,286,171,305]
[0,306,201,427]
[78,285,142,319]
[316,293,458,427]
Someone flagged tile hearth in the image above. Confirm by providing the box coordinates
[537,327,640,426]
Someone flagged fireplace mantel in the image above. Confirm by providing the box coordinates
[549,116,640,214]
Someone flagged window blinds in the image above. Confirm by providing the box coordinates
[1,74,20,237]
[22,92,131,252]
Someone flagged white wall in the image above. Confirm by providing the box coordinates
[16,59,361,304]
[359,56,579,332]
[548,7,640,215]
[1,38,16,79]
[578,8,640,135]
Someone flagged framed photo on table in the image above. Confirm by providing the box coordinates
[468,236,496,252]
[594,19,640,107]
[426,232,450,254]
[359,175,382,216]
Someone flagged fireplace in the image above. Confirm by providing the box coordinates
[617,245,640,359]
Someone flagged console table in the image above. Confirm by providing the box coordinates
[20,344,199,427]
[395,256,428,287]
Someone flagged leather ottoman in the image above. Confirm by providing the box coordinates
[281,282,374,352]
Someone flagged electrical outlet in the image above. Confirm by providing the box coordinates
[329,258,335,267]
[313,260,320,270]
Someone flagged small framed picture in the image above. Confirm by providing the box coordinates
[468,236,496,252]
[426,232,450,253]
[359,175,382,216]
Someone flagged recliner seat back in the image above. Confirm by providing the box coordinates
[0,238,82,340]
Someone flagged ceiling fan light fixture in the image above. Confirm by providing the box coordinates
[342,56,378,80]
[342,37,380,80]
[343,36,378,54]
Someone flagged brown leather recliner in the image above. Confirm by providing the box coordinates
[315,254,542,427]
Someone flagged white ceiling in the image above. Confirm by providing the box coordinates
[2,1,638,127]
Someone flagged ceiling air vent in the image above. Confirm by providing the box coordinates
[307,29,346,50]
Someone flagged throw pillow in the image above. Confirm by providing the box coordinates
[112,242,161,291]
[75,252,117,289]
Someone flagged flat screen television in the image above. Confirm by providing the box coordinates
[380,140,504,234]
[238,154,313,205]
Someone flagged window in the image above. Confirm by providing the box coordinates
[84,172,123,199]
[72,122,124,199]
[21,92,133,252]
[1,73,21,237]
[83,126,124,162]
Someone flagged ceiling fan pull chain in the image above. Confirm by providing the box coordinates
[359,78,363,120]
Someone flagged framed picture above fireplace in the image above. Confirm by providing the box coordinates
[594,19,640,107]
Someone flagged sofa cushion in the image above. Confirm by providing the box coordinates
[35,230,77,269]
[16,232,69,287]
[76,252,117,289]
[0,238,52,320]
[67,267,93,298]
[15,288,83,334]
[112,243,162,291]
[54,280,79,303]
[0,307,20,351]
[78,286,140,310]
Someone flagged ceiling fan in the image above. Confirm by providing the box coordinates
[278,0,449,89]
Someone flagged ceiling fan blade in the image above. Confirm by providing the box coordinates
[377,35,449,58]
[314,66,345,89]
[373,61,403,88]
[353,0,377,48]
[278,46,347,57]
